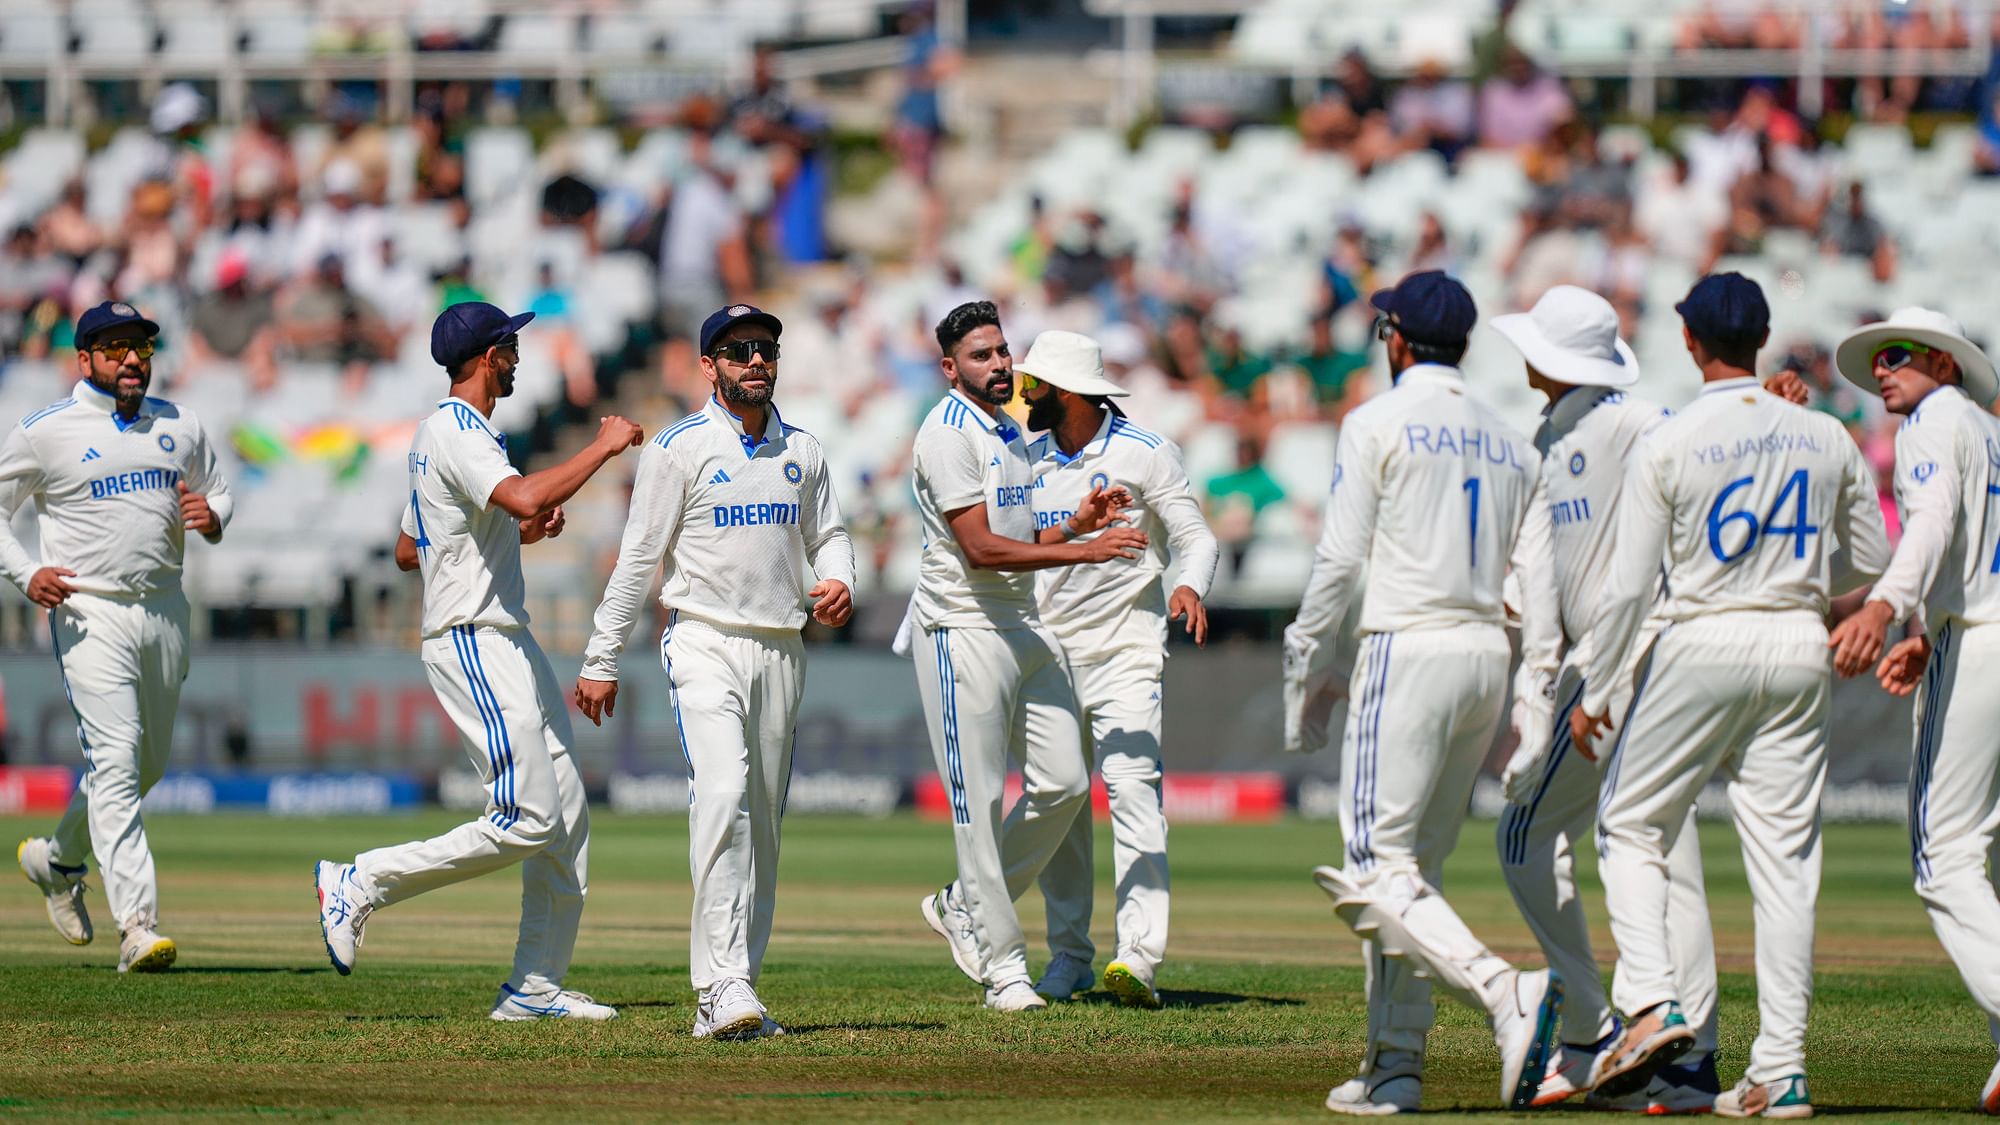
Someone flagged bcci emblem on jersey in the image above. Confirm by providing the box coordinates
[1568,451,1586,475]
[1091,471,1110,492]
[158,434,176,453]
[783,460,803,485]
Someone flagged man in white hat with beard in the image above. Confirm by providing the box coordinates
[1487,286,1723,1113]
[1822,308,2000,1115]
[1007,329,1220,1010]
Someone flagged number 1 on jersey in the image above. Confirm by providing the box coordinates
[1987,483,2000,573]
[1463,477,1480,570]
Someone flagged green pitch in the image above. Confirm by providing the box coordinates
[0,812,1988,1120]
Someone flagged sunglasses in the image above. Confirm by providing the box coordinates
[93,341,155,362]
[1372,314,1396,342]
[711,339,779,364]
[1019,374,1044,392]
[1871,340,1931,372]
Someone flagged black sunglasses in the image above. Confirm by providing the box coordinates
[1372,314,1396,342]
[712,339,779,364]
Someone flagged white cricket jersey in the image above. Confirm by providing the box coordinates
[403,397,527,638]
[0,379,233,599]
[1580,376,1891,715]
[1026,410,1220,663]
[910,388,1041,631]
[1293,364,1550,638]
[580,397,855,679]
[1867,384,2000,630]
[1530,387,1672,666]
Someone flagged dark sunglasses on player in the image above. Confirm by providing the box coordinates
[1871,340,1931,372]
[93,341,156,362]
[1372,314,1396,342]
[711,339,779,364]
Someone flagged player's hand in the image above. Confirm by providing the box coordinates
[1764,369,1811,406]
[521,506,565,545]
[1569,706,1613,762]
[1078,526,1147,563]
[1503,697,1556,804]
[1069,485,1134,536]
[26,566,77,608]
[809,578,853,627]
[593,415,644,455]
[574,677,618,725]
[177,481,220,535]
[1829,599,1895,678]
[1876,634,1932,696]
[1168,584,1207,645]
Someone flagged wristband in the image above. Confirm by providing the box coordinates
[1060,518,1083,541]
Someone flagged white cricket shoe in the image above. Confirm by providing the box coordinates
[918,885,983,985]
[1033,953,1094,1001]
[1325,1073,1421,1116]
[117,926,176,973]
[983,980,1049,1012]
[18,837,92,945]
[1589,1001,1695,1100]
[314,861,372,975]
[693,977,768,1040]
[490,983,618,1021]
[1714,1074,1813,1119]
[1103,958,1163,1010]
[1494,969,1563,1109]
[1531,1039,1604,1106]
[1982,1057,2000,1115]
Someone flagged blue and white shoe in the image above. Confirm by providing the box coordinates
[1648,1055,1721,1114]
[1589,1001,1695,1100]
[1496,969,1563,1109]
[490,982,618,1021]
[313,860,371,976]
[1033,953,1094,1001]
[1532,1028,1617,1107]
[1714,1073,1812,1119]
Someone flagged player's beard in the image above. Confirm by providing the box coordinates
[1025,392,1063,433]
[493,357,517,398]
[719,367,775,407]
[91,363,150,413]
[968,369,1013,407]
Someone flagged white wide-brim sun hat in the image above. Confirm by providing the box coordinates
[1489,284,1640,389]
[1836,307,1999,409]
[1016,329,1131,397]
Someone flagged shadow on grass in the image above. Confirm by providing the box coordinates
[81,965,330,975]
[1066,989,1303,1009]
[783,1022,948,1035]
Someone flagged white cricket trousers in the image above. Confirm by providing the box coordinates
[1038,647,1170,978]
[1598,611,1829,1084]
[661,612,804,992]
[914,623,1091,988]
[1340,625,1519,1068]
[46,591,190,933]
[353,624,589,996]
[1497,661,1718,1055]
[1907,620,2000,1048]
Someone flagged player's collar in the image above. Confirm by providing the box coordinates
[704,395,785,456]
[1697,375,1761,396]
[1545,384,1618,436]
[1393,363,1465,389]
[74,378,152,431]
[946,388,1020,442]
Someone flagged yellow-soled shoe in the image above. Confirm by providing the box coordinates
[1103,960,1163,1010]
[118,927,176,973]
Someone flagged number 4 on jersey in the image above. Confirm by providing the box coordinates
[1707,469,1818,564]
[409,490,431,556]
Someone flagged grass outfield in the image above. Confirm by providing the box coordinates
[0,812,1990,1121]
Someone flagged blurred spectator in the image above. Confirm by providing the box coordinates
[1677,1,1802,50]
[0,226,65,359]
[779,281,881,411]
[275,254,399,388]
[292,160,387,277]
[1045,210,1112,299]
[729,43,831,265]
[1728,138,1811,236]
[646,130,752,350]
[188,250,280,390]
[1288,316,1372,418]
[1390,59,1476,162]
[1818,181,1898,282]
[1329,49,1388,117]
[1770,339,1883,434]
[524,262,597,408]
[227,107,300,209]
[891,2,959,260]
[319,88,392,203]
[41,181,101,267]
[1319,222,1373,320]
[1477,48,1574,151]
[1978,82,2000,176]
[1094,236,1170,330]
[1636,152,1729,269]
[1205,324,1275,400]
[1008,194,1055,286]
[1406,212,1461,275]
[1205,434,1287,573]
[147,84,215,234]
[350,236,432,336]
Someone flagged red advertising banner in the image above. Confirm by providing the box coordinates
[914,772,1286,824]
[0,766,77,814]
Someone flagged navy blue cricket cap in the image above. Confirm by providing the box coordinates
[1675,272,1770,352]
[74,301,160,350]
[431,301,535,371]
[699,303,783,356]
[1370,270,1477,348]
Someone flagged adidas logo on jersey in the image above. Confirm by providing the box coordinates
[710,469,731,485]
[80,448,101,462]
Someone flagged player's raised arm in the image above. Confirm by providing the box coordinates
[488,414,643,520]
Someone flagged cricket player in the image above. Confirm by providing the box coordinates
[1283,271,1565,1114]
[1574,274,1891,1114]
[575,304,856,1040]
[1487,286,1723,1112]
[314,302,642,1020]
[8,301,233,974]
[1007,330,1220,1011]
[910,300,1148,1013]
[1820,308,2000,1115]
